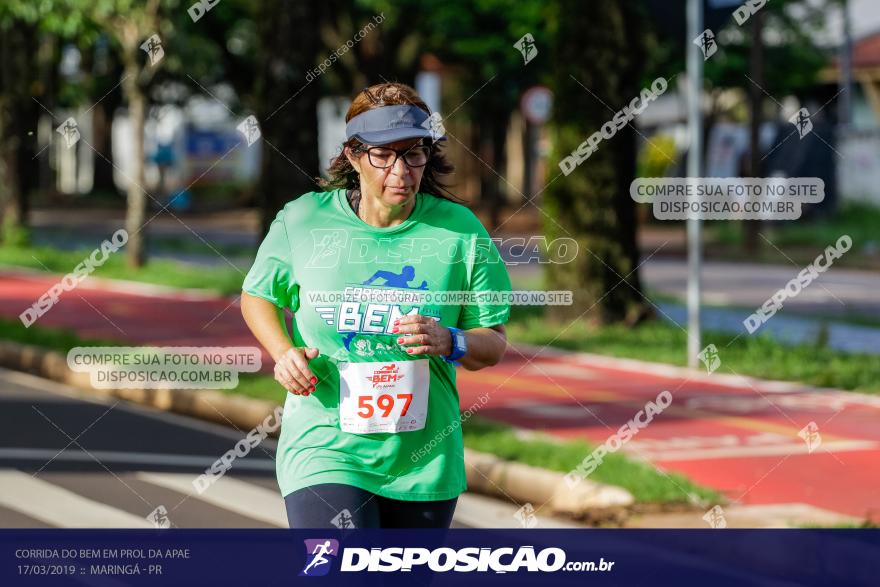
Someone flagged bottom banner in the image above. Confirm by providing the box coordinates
[2,529,877,586]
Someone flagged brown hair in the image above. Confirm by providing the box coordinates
[318,82,463,204]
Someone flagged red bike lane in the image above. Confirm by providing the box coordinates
[2,271,878,521]
[456,350,880,520]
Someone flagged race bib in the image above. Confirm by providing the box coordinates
[338,359,429,434]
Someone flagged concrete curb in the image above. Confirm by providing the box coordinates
[0,341,277,433]
[464,449,633,517]
[0,340,635,519]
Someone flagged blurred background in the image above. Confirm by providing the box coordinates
[2,1,879,317]
[1,0,879,530]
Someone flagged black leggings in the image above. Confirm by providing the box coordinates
[284,483,458,529]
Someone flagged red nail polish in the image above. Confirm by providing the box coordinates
[406,348,413,353]
[392,327,399,333]
[310,377,317,384]
[309,386,315,391]
[303,391,310,396]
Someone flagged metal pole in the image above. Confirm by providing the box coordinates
[686,0,703,368]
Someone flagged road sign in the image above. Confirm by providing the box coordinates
[520,86,553,125]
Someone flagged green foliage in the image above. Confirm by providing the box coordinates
[637,134,677,178]
[1,218,31,247]
[0,316,120,349]
[643,0,834,99]
[705,0,829,96]
[0,242,245,294]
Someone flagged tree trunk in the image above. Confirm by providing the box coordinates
[477,123,496,228]
[90,48,124,197]
[0,20,38,244]
[0,144,21,244]
[744,10,765,254]
[255,0,321,235]
[489,113,508,229]
[92,83,123,196]
[543,0,650,326]
[122,57,148,268]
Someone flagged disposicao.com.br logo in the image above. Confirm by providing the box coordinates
[299,540,614,575]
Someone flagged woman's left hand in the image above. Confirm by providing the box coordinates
[392,314,453,357]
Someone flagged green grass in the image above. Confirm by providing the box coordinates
[460,417,718,504]
[799,520,878,529]
[150,236,257,259]
[0,317,121,350]
[233,373,290,401]
[710,202,880,252]
[505,304,880,394]
[0,316,718,505]
[0,243,246,296]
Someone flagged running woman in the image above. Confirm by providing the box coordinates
[241,82,511,529]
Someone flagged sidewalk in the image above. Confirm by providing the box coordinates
[510,258,880,355]
[644,257,880,354]
[657,301,880,355]
[2,269,879,522]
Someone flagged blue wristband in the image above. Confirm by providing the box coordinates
[443,327,467,366]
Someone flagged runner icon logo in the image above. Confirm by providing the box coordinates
[702,505,727,529]
[697,344,721,374]
[331,509,356,529]
[300,539,339,577]
[798,421,822,454]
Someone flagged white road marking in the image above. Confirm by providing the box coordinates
[136,472,286,527]
[0,469,153,528]
[0,448,275,471]
[0,366,278,444]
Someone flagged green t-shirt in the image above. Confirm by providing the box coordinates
[242,188,512,500]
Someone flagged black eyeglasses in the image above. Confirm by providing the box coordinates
[359,144,431,169]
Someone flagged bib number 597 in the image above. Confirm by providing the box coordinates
[357,393,413,418]
[339,359,429,433]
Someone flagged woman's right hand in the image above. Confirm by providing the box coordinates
[274,346,320,395]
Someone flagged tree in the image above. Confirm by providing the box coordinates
[1,1,104,244]
[87,0,171,268]
[410,0,546,228]
[0,13,39,244]
[318,0,424,92]
[543,0,651,326]
[318,0,547,227]
[86,36,125,197]
[700,0,829,252]
[253,0,322,234]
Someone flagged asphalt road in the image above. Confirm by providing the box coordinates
[0,367,577,530]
